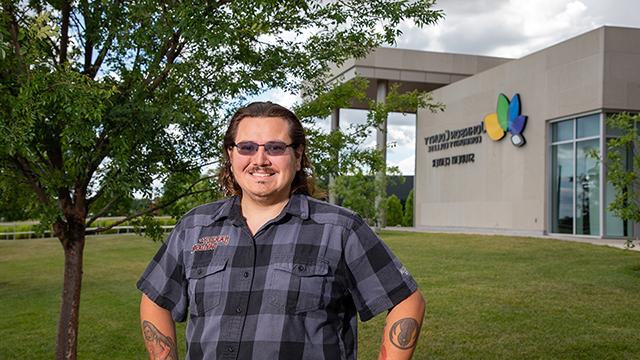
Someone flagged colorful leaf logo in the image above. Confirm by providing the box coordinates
[484,93,527,147]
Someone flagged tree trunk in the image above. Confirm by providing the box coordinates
[55,221,86,360]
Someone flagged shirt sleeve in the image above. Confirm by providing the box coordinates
[136,223,189,322]
[343,216,418,322]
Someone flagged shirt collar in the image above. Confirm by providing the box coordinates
[210,196,241,224]
[284,193,310,220]
[211,193,310,225]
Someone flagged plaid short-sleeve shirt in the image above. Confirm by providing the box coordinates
[137,194,418,360]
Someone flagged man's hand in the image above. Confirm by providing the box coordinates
[140,294,179,360]
[378,290,425,360]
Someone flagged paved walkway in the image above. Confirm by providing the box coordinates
[383,226,639,251]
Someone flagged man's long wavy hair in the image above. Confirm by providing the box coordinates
[218,101,317,197]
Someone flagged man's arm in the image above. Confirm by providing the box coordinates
[140,293,179,360]
[378,290,426,360]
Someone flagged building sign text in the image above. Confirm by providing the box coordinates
[424,123,484,152]
[432,153,476,168]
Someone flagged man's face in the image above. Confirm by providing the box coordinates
[229,116,302,205]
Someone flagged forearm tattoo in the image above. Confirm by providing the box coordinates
[142,320,178,360]
[388,318,420,350]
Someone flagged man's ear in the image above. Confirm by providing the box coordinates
[227,149,234,171]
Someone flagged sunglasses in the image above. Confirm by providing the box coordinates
[232,141,296,156]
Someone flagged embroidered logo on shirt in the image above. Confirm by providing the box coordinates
[191,235,230,252]
[399,265,410,276]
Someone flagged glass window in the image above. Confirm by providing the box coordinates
[552,120,573,142]
[575,139,600,235]
[577,114,600,138]
[549,112,637,237]
[551,143,574,234]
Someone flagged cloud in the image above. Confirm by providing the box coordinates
[250,87,301,109]
[388,125,415,148]
[392,154,415,175]
[387,113,416,174]
[583,0,640,27]
[394,0,600,57]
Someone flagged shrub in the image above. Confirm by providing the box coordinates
[402,189,414,227]
[386,194,403,226]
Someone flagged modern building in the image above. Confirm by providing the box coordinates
[332,26,639,239]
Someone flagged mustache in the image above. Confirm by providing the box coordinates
[249,166,275,172]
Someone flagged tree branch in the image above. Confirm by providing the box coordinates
[13,155,50,205]
[86,185,106,207]
[3,2,25,71]
[59,0,72,64]
[166,159,220,174]
[57,186,74,217]
[85,194,123,226]
[42,128,74,215]
[85,163,122,207]
[71,9,86,34]
[90,188,213,233]
[146,30,185,93]
[45,132,64,171]
[79,0,93,75]
[90,173,216,232]
[74,132,110,207]
[33,147,54,169]
[87,32,115,78]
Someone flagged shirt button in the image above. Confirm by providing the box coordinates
[196,269,203,275]
[243,271,249,278]
[297,265,306,272]
[227,346,234,353]
[236,307,242,313]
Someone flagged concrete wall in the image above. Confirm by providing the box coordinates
[414,27,628,235]
[327,48,511,109]
[329,48,511,83]
[603,27,640,111]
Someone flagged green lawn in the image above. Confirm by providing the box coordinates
[1,231,639,359]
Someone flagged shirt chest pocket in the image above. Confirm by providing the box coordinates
[187,259,227,316]
[267,258,330,314]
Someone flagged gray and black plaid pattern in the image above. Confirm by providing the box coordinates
[137,194,418,360]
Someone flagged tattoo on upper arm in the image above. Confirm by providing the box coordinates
[388,318,420,350]
[142,320,178,360]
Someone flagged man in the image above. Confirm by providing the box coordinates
[138,102,425,359]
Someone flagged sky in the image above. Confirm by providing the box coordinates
[254,0,640,175]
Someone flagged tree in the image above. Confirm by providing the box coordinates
[160,168,222,218]
[402,188,414,227]
[333,172,378,223]
[0,1,443,358]
[385,194,403,226]
[296,79,443,226]
[0,167,39,221]
[295,76,384,189]
[604,113,639,246]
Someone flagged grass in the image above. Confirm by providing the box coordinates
[1,231,639,359]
